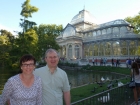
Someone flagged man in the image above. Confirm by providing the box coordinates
[34,48,71,105]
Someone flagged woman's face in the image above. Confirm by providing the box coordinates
[21,60,35,75]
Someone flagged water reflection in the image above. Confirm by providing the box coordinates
[65,70,126,88]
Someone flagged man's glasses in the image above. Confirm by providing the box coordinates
[22,63,35,68]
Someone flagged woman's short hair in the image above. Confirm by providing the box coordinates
[20,54,36,66]
[19,54,36,73]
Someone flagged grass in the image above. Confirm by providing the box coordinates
[82,65,131,74]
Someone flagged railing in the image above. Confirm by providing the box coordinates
[71,83,134,105]
[1,77,134,105]
[0,72,134,105]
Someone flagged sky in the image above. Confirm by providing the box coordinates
[0,0,140,35]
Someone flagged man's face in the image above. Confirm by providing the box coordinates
[45,51,59,68]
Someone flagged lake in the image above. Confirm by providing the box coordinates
[65,70,127,88]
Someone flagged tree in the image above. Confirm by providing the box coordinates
[0,30,14,70]
[5,0,39,71]
[20,0,38,33]
[11,29,38,56]
[125,12,140,34]
[34,24,63,60]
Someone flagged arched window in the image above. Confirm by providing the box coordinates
[87,33,90,37]
[137,40,140,55]
[89,44,94,56]
[102,29,106,35]
[62,46,66,57]
[112,41,121,55]
[84,44,89,57]
[93,31,96,37]
[129,41,136,55]
[85,33,87,37]
[93,44,98,56]
[104,42,111,56]
[68,45,72,59]
[75,45,80,58]
[120,26,128,34]
[113,27,119,33]
[99,43,104,56]
[97,30,101,35]
[107,28,111,34]
[120,41,127,55]
[89,32,92,37]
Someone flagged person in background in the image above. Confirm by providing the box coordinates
[34,48,71,105]
[92,58,95,66]
[111,58,114,67]
[116,59,119,67]
[128,59,132,68]
[100,58,103,66]
[0,54,42,105]
[126,59,129,68]
[131,59,140,105]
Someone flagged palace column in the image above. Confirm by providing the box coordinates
[66,44,68,59]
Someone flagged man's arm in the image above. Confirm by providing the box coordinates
[63,91,71,105]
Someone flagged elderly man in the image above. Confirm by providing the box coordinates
[34,48,71,105]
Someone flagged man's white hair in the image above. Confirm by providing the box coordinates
[45,48,59,58]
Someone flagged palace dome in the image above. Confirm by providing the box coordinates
[70,9,97,25]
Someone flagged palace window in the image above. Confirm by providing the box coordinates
[68,45,72,59]
[75,45,80,59]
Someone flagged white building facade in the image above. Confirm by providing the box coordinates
[56,9,140,63]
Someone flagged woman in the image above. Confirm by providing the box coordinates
[131,60,140,105]
[0,54,42,105]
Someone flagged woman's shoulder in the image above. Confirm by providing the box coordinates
[8,74,19,81]
[6,74,20,85]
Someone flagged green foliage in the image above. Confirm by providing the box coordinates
[35,24,62,58]
[0,1,62,72]
[0,30,14,69]
[125,12,140,34]
[11,63,19,70]
[20,0,38,32]
[20,0,38,18]
[125,13,140,62]
[136,46,140,56]
[12,30,37,55]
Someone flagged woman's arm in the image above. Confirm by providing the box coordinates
[0,79,13,105]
